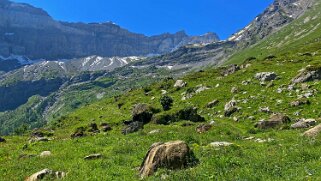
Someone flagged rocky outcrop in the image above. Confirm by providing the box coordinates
[132,104,155,124]
[255,72,278,81]
[139,141,197,178]
[255,113,291,129]
[292,66,321,83]
[229,0,314,45]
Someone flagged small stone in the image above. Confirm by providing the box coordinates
[100,123,112,132]
[196,124,212,133]
[209,142,233,147]
[259,107,271,113]
[84,154,103,160]
[161,90,167,95]
[231,87,238,93]
[148,129,160,134]
[40,151,52,158]
[206,100,219,108]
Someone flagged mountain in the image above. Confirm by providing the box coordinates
[0,0,319,135]
[139,0,314,70]
[2,1,321,177]
[0,0,219,63]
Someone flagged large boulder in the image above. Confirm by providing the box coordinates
[177,107,205,122]
[303,124,321,137]
[291,119,316,129]
[292,66,321,83]
[132,104,154,124]
[174,80,187,88]
[255,72,277,81]
[255,113,291,129]
[122,121,144,135]
[139,141,197,178]
[25,169,66,181]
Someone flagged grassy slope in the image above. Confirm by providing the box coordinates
[2,2,321,181]
[226,1,321,65]
[1,54,321,180]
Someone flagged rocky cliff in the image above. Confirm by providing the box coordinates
[0,0,219,60]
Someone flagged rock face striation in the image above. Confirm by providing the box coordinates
[0,0,219,60]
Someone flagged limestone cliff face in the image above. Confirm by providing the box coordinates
[0,0,219,60]
[228,0,315,45]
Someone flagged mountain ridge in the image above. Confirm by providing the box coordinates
[0,0,219,62]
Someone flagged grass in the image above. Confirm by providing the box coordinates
[2,1,321,180]
[2,53,321,180]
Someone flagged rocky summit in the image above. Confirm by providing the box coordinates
[1,0,321,180]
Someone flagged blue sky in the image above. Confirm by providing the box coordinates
[12,0,273,39]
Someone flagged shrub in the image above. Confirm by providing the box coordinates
[160,95,173,111]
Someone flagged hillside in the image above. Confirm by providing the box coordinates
[1,50,321,180]
[0,0,321,180]
[1,0,321,180]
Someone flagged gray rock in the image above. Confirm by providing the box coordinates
[122,121,144,135]
[148,129,161,134]
[291,119,316,129]
[209,142,233,147]
[231,87,239,93]
[206,100,219,108]
[25,169,66,181]
[292,67,321,84]
[139,141,197,178]
[255,113,291,129]
[222,64,240,76]
[132,104,154,124]
[39,151,52,158]
[303,124,321,137]
[255,72,277,81]
[290,99,310,107]
[28,137,50,144]
[196,124,212,133]
[174,80,187,88]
